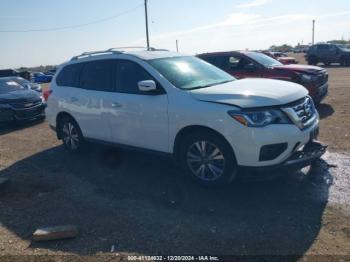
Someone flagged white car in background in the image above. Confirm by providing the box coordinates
[45,48,326,186]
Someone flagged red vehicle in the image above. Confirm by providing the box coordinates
[263,51,298,65]
[197,51,328,104]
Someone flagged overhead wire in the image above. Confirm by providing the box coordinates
[0,3,143,33]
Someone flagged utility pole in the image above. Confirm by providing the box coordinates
[176,40,179,53]
[312,20,315,45]
[144,0,150,50]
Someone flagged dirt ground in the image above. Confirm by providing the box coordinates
[292,53,350,153]
[0,57,349,261]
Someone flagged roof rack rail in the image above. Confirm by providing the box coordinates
[108,46,169,51]
[108,46,147,51]
[70,46,170,61]
[70,50,123,61]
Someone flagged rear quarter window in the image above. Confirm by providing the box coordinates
[56,63,83,87]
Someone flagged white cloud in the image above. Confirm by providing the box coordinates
[220,13,261,26]
[135,10,350,54]
[236,0,272,9]
[140,12,307,43]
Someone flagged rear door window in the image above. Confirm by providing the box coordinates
[79,60,115,92]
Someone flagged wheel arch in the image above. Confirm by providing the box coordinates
[173,125,236,163]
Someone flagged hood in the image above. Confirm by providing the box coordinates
[189,78,308,108]
[0,89,41,103]
[272,64,324,74]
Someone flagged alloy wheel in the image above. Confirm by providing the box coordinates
[62,121,79,151]
[186,141,226,181]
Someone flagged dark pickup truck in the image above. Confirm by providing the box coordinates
[305,43,350,66]
[197,51,328,104]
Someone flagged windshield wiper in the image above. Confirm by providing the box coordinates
[190,80,234,90]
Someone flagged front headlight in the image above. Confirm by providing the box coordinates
[228,109,291,127]
[299,74,316,83]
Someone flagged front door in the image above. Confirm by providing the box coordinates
[108,60,169,152]
[226,54,262,79]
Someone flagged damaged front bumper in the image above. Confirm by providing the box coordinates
[239,141,327,173]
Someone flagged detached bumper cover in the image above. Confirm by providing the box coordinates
[239,141,327,173]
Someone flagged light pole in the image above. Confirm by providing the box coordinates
[312,20,315,45]
[144,0,150,50]
[176,40,179,53]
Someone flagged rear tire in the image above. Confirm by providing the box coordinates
[58,116,84,153]
[179,130,237,186]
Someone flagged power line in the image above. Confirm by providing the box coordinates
[0,3,143,33]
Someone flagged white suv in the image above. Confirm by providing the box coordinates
[46,48,326,186]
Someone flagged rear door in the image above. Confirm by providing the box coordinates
[108,59,169,152]
[59,60,115,141]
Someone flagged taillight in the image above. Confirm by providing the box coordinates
[43,89,53,101]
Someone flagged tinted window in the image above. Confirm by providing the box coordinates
[79,60,115,92]
[148,56,235,90]
[117,60,155,94]
[201,56,228,70]
[56,63,83,87]
[80,60,114,92]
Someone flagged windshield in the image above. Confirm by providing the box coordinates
[246,52,283,67]
[13,77,30,86]
[0,79,24,93]
[148,56,235,90]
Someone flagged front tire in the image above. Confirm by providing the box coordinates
[179,131,237,186]
[58,116,84,153]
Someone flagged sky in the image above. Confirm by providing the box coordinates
[1,0,350,68]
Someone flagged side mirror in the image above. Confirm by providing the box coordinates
[138,80,157,92]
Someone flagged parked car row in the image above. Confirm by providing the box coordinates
[0,69,56,83]
[197,51,328,104]
[44,48,327,186]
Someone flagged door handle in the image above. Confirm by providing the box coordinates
[111,102,122,108]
